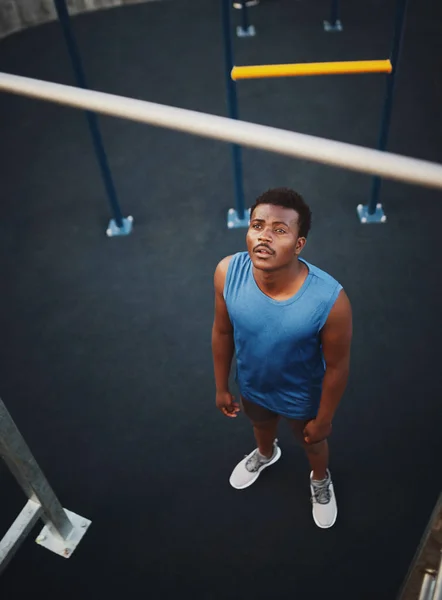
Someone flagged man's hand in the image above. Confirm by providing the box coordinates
[216,391,240,418]
[303,419,332,444]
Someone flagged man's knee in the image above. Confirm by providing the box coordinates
[303,438,328,456]
[288,419,328,453]
[287,418,309,443]
[241,396,279,426]
[252,417,279,433]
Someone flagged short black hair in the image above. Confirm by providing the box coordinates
[250,187,312,238]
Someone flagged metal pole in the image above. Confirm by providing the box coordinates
[241,0,249,31]
[330,0,339,25]
[432,553,442,600]
[3,73,442,190]
[0,500,42,575]
[365,0,409,218]
[324,0,342,31]
[417,570,436,600]
[221,0,248,227]
[0,397,91,564]
[236,0,256,37]
[53,0,132,236]
[0,398,73,540]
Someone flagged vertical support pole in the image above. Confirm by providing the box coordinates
[0,500,42,575]
[237,0,256,38]
[432,552,442,600]
[418,570,436,600]
[0,398,73,540]
[0,397,90,564]
[324,0,343,32]
[357,0,409,223]
[53,0,133,237]
[221,0,250,228]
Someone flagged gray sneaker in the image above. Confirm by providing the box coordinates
[310,469,337,528]
[229,440,281,489]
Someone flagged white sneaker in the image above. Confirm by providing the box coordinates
[310,469,337,528]
[229,441,281,489]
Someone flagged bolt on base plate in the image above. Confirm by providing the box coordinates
[227,207,251,229]
[357,203,387,223]
[106,215,134,237]
[323,19,343,32]
[36,509,91,558]
[237,25,256,37]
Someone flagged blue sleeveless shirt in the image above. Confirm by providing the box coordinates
[223,252,343,419]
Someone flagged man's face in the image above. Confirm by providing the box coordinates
[246,204,306,271]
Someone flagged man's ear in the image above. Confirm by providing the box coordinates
[295,237,307,255]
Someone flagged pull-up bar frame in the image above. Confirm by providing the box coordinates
[324,0,342,32]
[54,0,133,237]
[362,0,409,222]
[0,72,441,190]
[222,0,410,226]
[232,60,393,80]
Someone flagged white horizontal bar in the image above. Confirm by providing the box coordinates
[0,499,42,574]
[1,71,442,190]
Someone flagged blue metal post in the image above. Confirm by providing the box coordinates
[53,0,133,236]
[237,0,256,38]
[240,0,249,30]
[324,0,342,32]
[357,0,409,223]
[221,0,249,228]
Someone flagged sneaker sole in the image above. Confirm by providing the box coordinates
[310,478,338,529]
[312,507,338,529]
[229,446,282,490]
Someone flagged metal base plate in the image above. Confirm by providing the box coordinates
[237,25,256,37]
[323,20,343,32]
[36,509,91,558]
[227,207,251,229]
[233,0,259,8]
[357,203,387,223]
[106,215,134,237]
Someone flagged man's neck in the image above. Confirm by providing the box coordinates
[253,258,305,296]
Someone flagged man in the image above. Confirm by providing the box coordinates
[211,188,352,529]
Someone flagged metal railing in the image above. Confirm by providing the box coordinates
[0,398,90,573]
[399,493,442,600]
[1,72,442,193]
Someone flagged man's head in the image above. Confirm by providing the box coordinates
[246,187,312,272]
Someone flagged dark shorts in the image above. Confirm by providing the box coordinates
[240,395,313,425]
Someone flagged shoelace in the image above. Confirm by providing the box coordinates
[245,450,267,473]
[244,440,278,473]
[245,448,274,473]
[311,478,331,505]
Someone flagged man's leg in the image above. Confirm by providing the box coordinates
[251,418,280,457]
[288,419,328,477]
[306,440,329,480]
[288,419,337,528]
[304,441,329,480]
[229,397,281,489]
[241,396,280,456]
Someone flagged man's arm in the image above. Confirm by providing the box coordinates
[212,256,235,392]
[212,256,240,417]
[304,289,353,443]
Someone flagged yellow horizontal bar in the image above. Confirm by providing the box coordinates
[231,60,392,80]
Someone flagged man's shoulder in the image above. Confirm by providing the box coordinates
[303,259,341,288]
[214,252,249,293]
[215,255,233,280]
[215,252,248,274]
